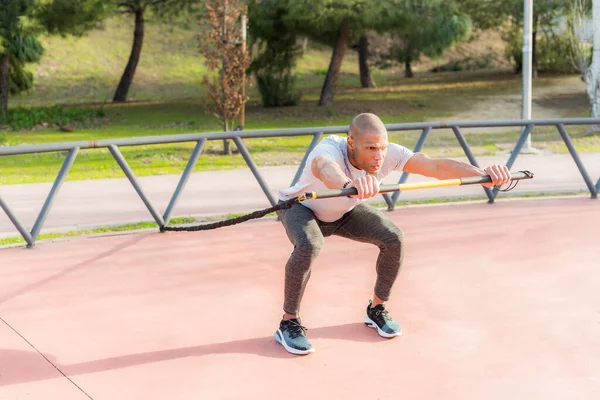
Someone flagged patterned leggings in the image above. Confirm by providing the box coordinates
[278,202,405,314]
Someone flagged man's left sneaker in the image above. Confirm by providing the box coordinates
[364,300,402,338]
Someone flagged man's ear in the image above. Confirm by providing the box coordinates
[347,136,354,150]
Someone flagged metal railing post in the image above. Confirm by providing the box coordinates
[556,124,598,198]
[291,133,323,186]
[492,123,534,199]
[381,193,395,211]
[30,147,79,245]
[2,118,600,246]
[0,195,33,247]
[108,145,165,226]
[163,139,206,225]
[232,136,277,206]
[451,126,495,202]
[390,126,432,205]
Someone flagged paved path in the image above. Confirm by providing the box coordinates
[1,198,598,399]
[1,153,599,238]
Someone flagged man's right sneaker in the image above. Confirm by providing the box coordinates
[274,317,315,355]
[364,300,402,338]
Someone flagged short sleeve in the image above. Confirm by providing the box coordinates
[304,136,345,177]
[387,143,415,172]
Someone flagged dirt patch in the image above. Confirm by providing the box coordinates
[244,98,418,122]
[446,75,589,133]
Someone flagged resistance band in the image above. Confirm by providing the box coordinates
[161,170,534,233]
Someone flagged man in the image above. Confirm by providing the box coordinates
[275,113,511,355]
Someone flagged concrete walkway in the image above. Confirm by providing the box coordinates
[1,153,599,238]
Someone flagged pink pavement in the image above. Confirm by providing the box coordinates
[0,197,599,399]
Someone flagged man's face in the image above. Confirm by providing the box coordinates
[348,130,388,174]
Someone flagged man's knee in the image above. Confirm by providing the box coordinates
[380,226,404,249]
[294,235,324,258]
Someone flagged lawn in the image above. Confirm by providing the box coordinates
[1,17,596,185]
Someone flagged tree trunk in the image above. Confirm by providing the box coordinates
[318,21,350,107]
[0,54,8,122]
[358,35,375,88]
[113,9,145,103]
[405,60,413,78]
[586,0,600,121]
[223,119,231,155]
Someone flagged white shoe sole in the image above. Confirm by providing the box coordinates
[364,314,402,338]
[274,329,315,355]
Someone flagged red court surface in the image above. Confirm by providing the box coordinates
[1,197,599,399]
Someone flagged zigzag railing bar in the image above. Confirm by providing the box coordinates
[555,124,598,199]
[108,145,165,226]
[232,136,277,207]
[162,139,206,225]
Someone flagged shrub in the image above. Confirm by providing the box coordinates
[0,105,106,131]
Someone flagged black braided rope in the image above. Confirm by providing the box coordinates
[160,197,299,232]
[494,179,520,192]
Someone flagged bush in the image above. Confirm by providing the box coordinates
[0,105,106,131]
[248,0,303,107]
[431,51,495,72]
[537,34,582,74]
[256,72,302,107]
[504,27,579,74]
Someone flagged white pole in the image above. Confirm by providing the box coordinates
[521,0,535,152]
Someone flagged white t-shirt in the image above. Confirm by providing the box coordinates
[278,135,414,222]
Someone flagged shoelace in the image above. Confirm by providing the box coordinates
[285,320,308,339]
[372,307,392,325]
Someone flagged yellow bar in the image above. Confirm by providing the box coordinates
[398,179,462,191]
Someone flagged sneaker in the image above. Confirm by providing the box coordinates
[274,317,315,355]
[364,300,402,338]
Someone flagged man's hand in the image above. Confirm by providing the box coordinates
[347,175,380,200]
[482,164,511,188]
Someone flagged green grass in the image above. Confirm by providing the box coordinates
[0,216,195,247]
[13,17,209,106]
[2,115,598,185]
[1,17,595,185]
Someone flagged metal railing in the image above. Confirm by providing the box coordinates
[1,118,599,247]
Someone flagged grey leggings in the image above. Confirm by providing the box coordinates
[278,202,405,315]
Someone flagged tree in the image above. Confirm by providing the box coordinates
[566,0,592,75]
[357,34,375,88]
[111,0,197,103]
[388,1,471,78]
[569,0,600,121]
[455,0,509,31]
[248,0,303,107]
[457,0,570,77]
[508,0,569,77]
[586,0,600,120]
[285,0,379,106]
[199,0,251,155]
[0,0,105,121]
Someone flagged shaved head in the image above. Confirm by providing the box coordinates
[349,113,387,139]
[346,113,389,174]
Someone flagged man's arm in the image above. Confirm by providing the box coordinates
[402,153,511,188]
[311,156,349,189]
[311,156,379,199]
